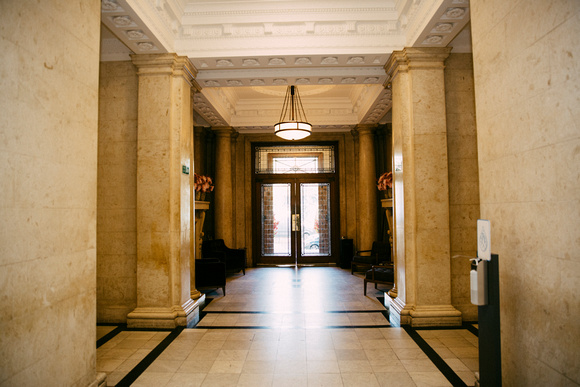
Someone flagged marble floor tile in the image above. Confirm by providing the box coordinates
[341,372,380,387]
[308,372,345,387]
[96,267,479,386]
[199,373,240,387]
[165,372,207,387]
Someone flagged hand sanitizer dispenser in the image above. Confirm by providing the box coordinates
[470,219,492,306]
[470,258,488,305]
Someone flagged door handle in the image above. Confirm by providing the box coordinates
[292,214,300,231]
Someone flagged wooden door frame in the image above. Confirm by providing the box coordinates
[251,141,340,266]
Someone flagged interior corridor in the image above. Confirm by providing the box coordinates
[97,267,479,387]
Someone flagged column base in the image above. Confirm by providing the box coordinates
[389,298,462,327]
[191,289,203,300]
[389,296,413,327]
[127,295,206,329]
[88,372,107,387]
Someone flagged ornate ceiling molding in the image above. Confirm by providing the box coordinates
[100,0,470,130]
[408,0,470,48]
[194,65,388,88]
[101,0,171,56]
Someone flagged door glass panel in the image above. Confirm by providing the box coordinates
[255,145,335,174]
[300,183,331,256]
[261,184,291,256]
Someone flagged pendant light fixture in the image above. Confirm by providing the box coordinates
[274,85,312,140]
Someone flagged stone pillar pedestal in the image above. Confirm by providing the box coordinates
[127,53,203,328]
[385,47,461,327]
[355,125,378,251]
[192,199,210,296]
[213,127,235,246]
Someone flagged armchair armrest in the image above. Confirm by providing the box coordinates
[371,263,394,269]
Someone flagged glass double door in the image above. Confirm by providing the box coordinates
[256,178,334,265]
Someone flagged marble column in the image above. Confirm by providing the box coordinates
[213,126,235,246]
[385,47,461,327]
[127,53,204,328]
[355,125,378,251]
[193,126,205,175]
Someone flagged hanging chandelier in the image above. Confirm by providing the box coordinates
[274,85,312,140]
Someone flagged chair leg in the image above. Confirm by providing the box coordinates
[222,286,226,296]
[364,280,367,296]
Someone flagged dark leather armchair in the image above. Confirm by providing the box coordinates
[351,241,390,274]
[202,239,246,275]
[195,258,226,295]
[364,264,394,295]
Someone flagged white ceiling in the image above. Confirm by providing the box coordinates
[101,0,471,133]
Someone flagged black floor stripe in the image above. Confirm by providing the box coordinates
[464,322,479,337]
[97,324,125,348]
[199,309,389,314]
[193,324,392,329]
[115,326,185,387]
[403,325,468,387]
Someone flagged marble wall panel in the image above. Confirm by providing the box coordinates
[472,1,580,384]
[445,53,479,321]
[0,1,100,385]
[97,61,139,323]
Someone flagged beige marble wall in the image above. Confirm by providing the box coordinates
[97,61,138,322]
[471,1,580,384]
[444,54,479,321]
[0,1,101,385]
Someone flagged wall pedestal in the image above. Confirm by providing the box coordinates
[381,198,397,298]
[191,200,209,299]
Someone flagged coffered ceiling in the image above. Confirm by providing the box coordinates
[100,0,471,133]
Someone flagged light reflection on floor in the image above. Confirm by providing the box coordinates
[97,267,478,386]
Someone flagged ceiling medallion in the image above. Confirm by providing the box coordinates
[444,7,467,19]
[295,57,312,65]
[137,42,156,51]
[112,16,134,27]
[321,57,339,65]
[423,35,443,44]
[268,58,286,66]
[126,30,146,39]
[243,59,260,66]
[432,23,454,33]
[102,0,120,11]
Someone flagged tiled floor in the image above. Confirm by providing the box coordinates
[97,267,479,386]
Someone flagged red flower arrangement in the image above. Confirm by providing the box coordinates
[194,173,214,193]
[377,172,393,191]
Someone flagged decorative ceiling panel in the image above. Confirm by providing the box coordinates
[100,0,471,130]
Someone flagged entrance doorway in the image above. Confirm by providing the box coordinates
[252,144,338,266]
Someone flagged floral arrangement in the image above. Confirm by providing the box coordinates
[377,171,393,191]
[194,173,214,193]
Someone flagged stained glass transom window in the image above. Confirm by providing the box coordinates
[255,145,335,174]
